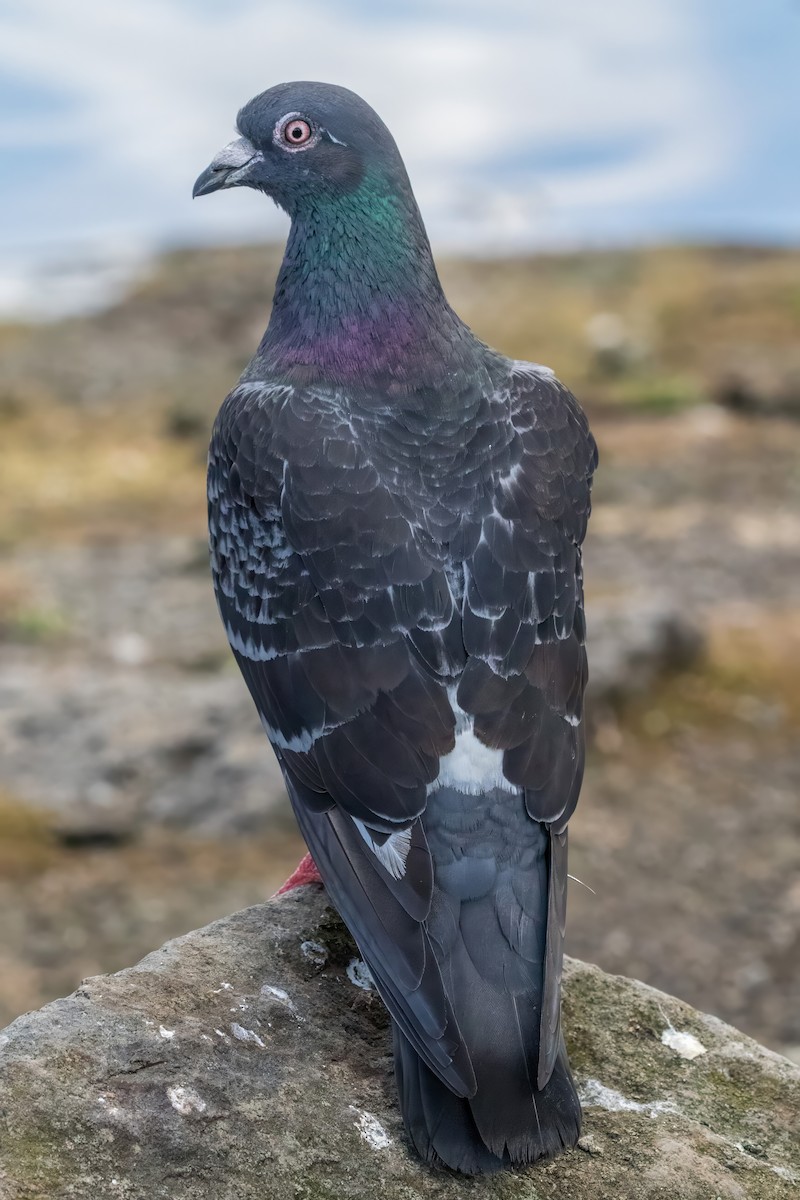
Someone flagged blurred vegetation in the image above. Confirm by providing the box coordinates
[0,792,56,878]
[612,618,800,745]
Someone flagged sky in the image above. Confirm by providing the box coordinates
[0,0,798,314]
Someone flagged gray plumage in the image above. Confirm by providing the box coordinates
[196,81,597,1174]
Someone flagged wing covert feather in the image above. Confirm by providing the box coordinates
[208,364,596,1096]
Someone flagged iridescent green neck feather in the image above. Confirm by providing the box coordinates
[258,166,478,385]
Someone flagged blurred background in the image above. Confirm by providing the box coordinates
[0,0,798,1064]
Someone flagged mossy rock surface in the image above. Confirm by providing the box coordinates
[0,889,797,1199]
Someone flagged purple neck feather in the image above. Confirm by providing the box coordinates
[257,170,475,385]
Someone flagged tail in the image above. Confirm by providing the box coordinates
[394,1026,580,1174]
[394,812,581,1174]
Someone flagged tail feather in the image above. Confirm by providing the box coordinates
[394,798,581,1173]
[394,1024,580,1174]
[394,1025,508,1175]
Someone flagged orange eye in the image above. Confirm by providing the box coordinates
[282,118,313,146]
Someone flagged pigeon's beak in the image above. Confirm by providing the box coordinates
[192,136,262,198]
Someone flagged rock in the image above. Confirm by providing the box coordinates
[713,357,800,418]
[587,597,705,709]
[0,889,797,1199]
[0,657,285,838]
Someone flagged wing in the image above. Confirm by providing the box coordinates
[208,365,596,1095]
[208,379,474,1093]
[456,361,597,1084]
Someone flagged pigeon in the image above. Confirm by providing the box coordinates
[193,81,597,1175]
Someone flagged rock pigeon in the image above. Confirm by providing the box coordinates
[194,81,597,1175]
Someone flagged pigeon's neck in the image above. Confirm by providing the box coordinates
[258,168,475,385]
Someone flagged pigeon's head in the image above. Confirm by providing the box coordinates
[192,81,410,215]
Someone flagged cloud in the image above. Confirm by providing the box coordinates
[0,0,731,261]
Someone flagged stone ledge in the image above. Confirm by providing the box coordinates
[0,888,797,1199]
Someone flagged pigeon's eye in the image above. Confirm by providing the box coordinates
[274,113,319,153]
[281,118,313,147]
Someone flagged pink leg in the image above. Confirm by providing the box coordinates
[274,851,323,895]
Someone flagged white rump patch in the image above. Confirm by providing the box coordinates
[353,818,412,879]
[428,686,518,796]
[430,727,518,796]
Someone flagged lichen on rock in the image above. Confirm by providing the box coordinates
[0,888,797,1199]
